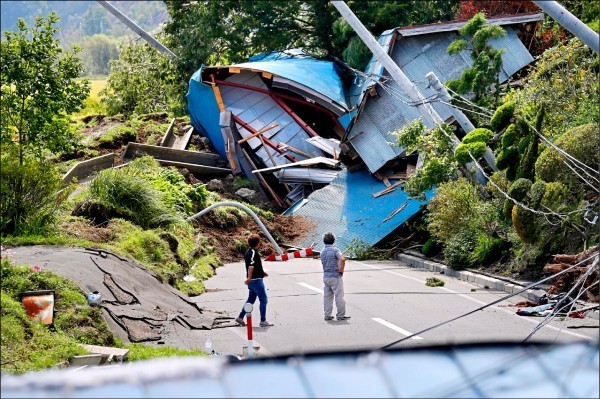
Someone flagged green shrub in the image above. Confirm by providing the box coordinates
[454,141,486,165]
[89,168,181,229]
[462,128,494,144]
[507,178,532,202]
[535,123,600,196]
[427,178,486,244]
[0,152,65,236]
[471,234,505,265]
[495,147,518,171]
[233,176,259,191]
[490,102,515,132]
[529,181,547,208]
[501,124,518,147]
[443,232,476,270]
[421,237,442,257]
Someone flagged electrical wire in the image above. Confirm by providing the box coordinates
[380,253,599,349]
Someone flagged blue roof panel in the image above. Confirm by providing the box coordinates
[292,169,433,253]
[235,51,349,110]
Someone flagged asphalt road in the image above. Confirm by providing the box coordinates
[190,258,599,357]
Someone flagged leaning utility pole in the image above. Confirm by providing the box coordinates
[330,1,487,184]
[96,0,176,59]
[532,1,599,54]
[426,72,498,172]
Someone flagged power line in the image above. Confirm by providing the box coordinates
[380,253,599,349]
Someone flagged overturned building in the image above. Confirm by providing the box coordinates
[187,13,542,252]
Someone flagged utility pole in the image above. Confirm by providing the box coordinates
[96,0,177,59]
[532,1,599,54]
[426,72,498,172]
[330,1,487,184]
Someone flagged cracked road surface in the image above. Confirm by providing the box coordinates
[10,247,598,356]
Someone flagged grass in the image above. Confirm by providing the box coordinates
[125,343,205,362]
[75,77,107,117]
[1,257,114,373]
[425,277,446,287]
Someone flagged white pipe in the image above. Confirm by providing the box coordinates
[533,1,599,54]
[186,201,284,255]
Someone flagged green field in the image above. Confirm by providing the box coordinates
[77,77,107,116]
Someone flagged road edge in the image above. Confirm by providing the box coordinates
[394,252,600,321]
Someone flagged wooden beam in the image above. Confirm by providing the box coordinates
[241,148,286,208]
[372,180,404,198]
[278,143,312,158]
[233,115,296,163]
[225,139,237,172]
[237,123,279,144]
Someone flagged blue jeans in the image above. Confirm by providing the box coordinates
[239,279,268,322]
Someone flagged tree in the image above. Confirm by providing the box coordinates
[78,34,120,76]
[446,13,507,107]
[456,0,539,20]
[1,12,88,162]
[0,13,88,234]
[100,35,179,116]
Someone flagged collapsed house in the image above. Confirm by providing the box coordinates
[187,13,543,251]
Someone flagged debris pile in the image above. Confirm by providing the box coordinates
[544,245,599,303]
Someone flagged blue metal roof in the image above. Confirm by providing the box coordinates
[235,50,349,111]
[290,169,433,253]
[348,27,534,173]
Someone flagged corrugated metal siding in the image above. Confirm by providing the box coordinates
[219,71,323,169]
[292,169,433,253]
[348,27,533,174]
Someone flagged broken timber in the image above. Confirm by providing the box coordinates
[241,148,286,208]
[122,143,230,177]
[372,180,404,198]
[237,123,279,144]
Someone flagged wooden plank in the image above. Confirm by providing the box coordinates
[372,180,404,198]
[233,115,296,163]
[212,85,225,112]
[262,72,273,79]
[241,148,286,208]
[382,177,392,188]
[278,143,312,158]
[229,67,241,73]
[382,202,408,223]
[82,344,129,358]
[386,173,407,180]
[237,123,279,144]
[226,139,237,171]
[159,118,177,147]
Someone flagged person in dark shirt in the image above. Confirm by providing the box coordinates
[235,234,274,327]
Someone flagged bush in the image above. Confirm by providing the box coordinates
[454,141,486,165]
[471,234,505,265]
[0,153,65,236]
[443,232,477,270]
[427,178,486,244]
[421,237,442,257]
[490,102,515,132]
[462,128,494,144]
[495,147,519,171]
[89,168,181,229]
[501,124,518,147]
[535,123,600,196]
[507,178,532,202]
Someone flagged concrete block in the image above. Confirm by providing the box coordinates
[504,283,515,295]
[494,281,505,291]
[62,153,114,183]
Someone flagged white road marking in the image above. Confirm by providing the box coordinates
[354,261,592,340]
[228,325,273,356]
[372,318,424,340]
[298,282,324,294]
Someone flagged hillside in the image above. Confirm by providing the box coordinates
[0,1,168,45]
